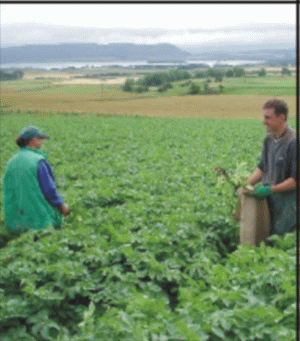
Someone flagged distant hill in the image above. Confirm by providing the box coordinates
[1,43,190,64]
[181,43,296,64]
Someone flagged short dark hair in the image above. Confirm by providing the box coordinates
[263,98,289,120]
[16,137,29,147]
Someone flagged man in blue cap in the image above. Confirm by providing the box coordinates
[3,126,70,233]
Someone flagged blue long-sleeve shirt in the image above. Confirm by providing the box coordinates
[37,160,63,207]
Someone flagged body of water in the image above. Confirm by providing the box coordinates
[1,59,264,70]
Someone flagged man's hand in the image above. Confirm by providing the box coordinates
[60,203,71,216]
[253,186,273,199]
[247,168,263,186]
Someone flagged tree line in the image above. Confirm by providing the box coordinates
[122,67,246,95]
[0,70,24,81]
[123,66,293,95]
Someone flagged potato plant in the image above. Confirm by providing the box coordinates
[0,112,296,340]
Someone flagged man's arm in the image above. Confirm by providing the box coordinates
[270,139,296,193]
[37,160,70,216]
[271,177,296,193]
[248,168,263,186]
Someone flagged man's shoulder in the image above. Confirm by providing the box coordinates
[263,133,272,144]
[286,125,296,135]
[264,126,296,144]
[38,159,52,171]
[284,126,296,146]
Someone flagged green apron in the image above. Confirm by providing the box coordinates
[268,191,297,235]
[3,147,62,232]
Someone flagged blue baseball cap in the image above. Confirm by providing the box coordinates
[19,126,50,140]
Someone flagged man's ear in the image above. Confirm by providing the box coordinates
[279,113,287,122]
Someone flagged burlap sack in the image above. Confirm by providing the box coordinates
[236,187,270,247]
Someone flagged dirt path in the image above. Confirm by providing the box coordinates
[23,72,78,80]
[23,71,139,85]
[53,77,139,85]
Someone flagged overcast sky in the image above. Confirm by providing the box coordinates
[0,4,296,48]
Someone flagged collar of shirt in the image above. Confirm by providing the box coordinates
[22,147,49,159]
[271,125,290,142]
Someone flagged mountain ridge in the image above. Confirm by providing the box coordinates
[1,43,190,64]
[1,42,295,65]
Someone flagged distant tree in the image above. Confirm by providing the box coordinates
[281,67,291,76]
[157,82,173,92]
[181,71,191,80]
[123,78,135,92]
[141,72,167,87]
[180,80,193,87]
[194,70,207,79]
[215,73,223,83]
[206,68,215,78]
[233,67,245,77]
[206,68,224,82]
[167,70,191,82]
[188,82,200,95]
[226,69,234,78]
[204,81,210,94]
[0,70,24,81]
[15,70,24,79]
[219,85,224,93]
[135,85,149,93]
[258,68,267,77]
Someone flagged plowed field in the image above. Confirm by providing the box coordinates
[1,92,296,119]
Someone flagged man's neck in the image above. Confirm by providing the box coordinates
[273,123,287,139]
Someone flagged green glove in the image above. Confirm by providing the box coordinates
[253,186,273,199]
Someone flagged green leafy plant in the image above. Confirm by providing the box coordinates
[0,113,296,339]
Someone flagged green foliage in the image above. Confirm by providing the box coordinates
[0,70,24,81]
[225,67,245,78]
[123,78,148,94]
[232,67,246,77]
[2,72,296,102]
[207,68,224,82]
[157,82,173,93]
[187,82,200,95]
[123,78,135,92]
[220,75,295,96]
[203,80,219,95]
[194,70,207,78]
[177,233,296,341]
[135,85,149,93]
[215,163,251,190]
[0,114,296,339]
[258,68,267,77]
[139,70,191,87]
[281,67,291,76]
[226,69,234,78]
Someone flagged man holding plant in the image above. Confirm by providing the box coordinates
[247,98,297,235]
[3,126,71,233]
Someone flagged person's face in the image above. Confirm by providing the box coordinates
[263,108,285,134]
[28,137,44,149]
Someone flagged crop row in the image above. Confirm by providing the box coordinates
[0,113,296,340]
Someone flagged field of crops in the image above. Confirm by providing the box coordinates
[1,74,296,118]
[0,112,296,340]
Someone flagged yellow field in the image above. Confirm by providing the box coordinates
[1,91,296,119]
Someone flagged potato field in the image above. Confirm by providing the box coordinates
[0,112,296,340]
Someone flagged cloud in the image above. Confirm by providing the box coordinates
[1,24,170,47]
[188,23,295,35]
[1,23,295,48]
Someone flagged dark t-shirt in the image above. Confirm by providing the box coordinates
[257,125,296,186]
